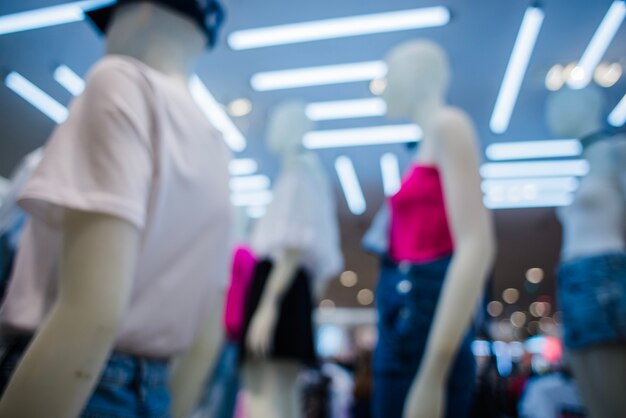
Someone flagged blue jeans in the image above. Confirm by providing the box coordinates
[0,334,171,417]
[558,251,626,350]
[373,256,475,418]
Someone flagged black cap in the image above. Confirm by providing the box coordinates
[86,0,225,48]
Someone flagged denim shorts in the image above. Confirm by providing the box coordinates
[558,251,626,350]
[0,334,171,417]
[373,255,475,418]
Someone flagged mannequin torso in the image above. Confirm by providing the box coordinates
[376,40,495,418]
[0,4,227,418]
[557,138,626,260]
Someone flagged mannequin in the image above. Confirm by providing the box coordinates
[0,2,229,418]
[372,40,495,418]
[240,101,343,418]
[547,87,626,418]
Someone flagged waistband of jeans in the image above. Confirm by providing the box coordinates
[559,251,626,271]
[0,331,170,366]
[381,253,452,271]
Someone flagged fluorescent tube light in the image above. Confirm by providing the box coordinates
[54,65,85,96]
[608,93,626,127]
[0,0,115,35]
[5,71,68,124]
[482,177,580,196]
[246,206,267,219]
[486,139,582,161]
[230,175,270,193]
[380,153,401,196]
[335,156,366,215]
[490,7,545,134]
[304,124,421,149]
[480,160,589,179]
[231,190,273,207]
[228,6,450,50]
[568,1,626,89]
[229,159,258,176]
[189,75,246,152]
[306,98,387,121]
[251,61,387,91]
[484,193,574,209]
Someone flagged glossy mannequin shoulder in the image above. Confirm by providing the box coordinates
[546,87,626,261]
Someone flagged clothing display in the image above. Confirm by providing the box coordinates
[388,165,454,263]
[251,153,343,285]
[0,55,232,358]
[373,256,476,418]
[239,259,317,365]
[557,252,626,349]
[224,246,257,342]
[0,334,171,417]
[371,162,476,418]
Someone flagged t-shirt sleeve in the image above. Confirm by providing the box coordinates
[18,58,154,229]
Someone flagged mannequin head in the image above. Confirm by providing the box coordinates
[266,101,314,158]
[105,2,207,79]
[382,39,451,121]
[545,86,605,139]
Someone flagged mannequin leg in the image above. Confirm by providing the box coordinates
[241,359,301,418]
[569,344,626,418]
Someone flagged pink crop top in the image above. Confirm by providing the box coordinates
[389,165,454,263]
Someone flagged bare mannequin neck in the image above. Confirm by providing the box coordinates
[105,3,206,84]
[411,95,445,163]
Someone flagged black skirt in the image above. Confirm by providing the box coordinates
[239,259,317,365]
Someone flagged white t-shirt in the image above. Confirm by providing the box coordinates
[251,153,343,284]
[0,55,232,358]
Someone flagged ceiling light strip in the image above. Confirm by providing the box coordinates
[335,156,367,215]
[485,139,582,161]
[306,98,387,121]
[484,193,574,209]
[231,190,273,207]
[568,1,626,89]
[229,175,271,192]
[251,61,387,91]
[189,75,246,152]
[380,153,402,196]
[229,159,258,176]
[228,6,450,50]
[482,177,580,194]
[608,93,626,127]
[5,71,68,124]
[480,160,589,179]
[490,7,545,134]
[304,124,421,149]
[54,65,85,96]
[0,0,115,35]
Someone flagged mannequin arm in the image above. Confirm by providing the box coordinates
[170,288,225,418]
[246,248,301,357]
[423,109,495,375]
[0,210,138,417]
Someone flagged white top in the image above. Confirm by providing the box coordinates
[557,136,626,261]
[251,153,343,283]
[0,55,233,358]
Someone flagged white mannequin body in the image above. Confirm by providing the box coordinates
[547,87,626,418]
[381,40,495,418]
[0,4,223,418]
[243,102,331,418]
